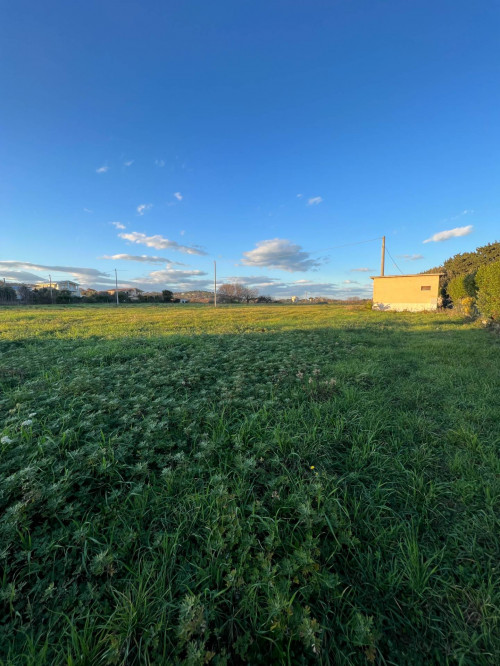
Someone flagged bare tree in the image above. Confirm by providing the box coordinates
[217,283,259,303]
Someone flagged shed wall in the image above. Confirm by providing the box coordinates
[372,275,441,311]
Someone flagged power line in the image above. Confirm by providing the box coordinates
[385,246,404,274]
[309,236,382,255]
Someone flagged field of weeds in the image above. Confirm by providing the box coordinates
[0,304,499,664]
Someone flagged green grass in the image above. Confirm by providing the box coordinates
[0,304,499,664]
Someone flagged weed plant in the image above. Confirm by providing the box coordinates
[0,305,499,664]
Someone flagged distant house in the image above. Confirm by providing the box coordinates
[36,280,81,297]
[179,298,189,304]
[291,296,298,303]
[370,274,443,312]
[107,288,143,300]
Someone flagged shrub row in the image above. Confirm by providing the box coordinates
[447,260,500,319]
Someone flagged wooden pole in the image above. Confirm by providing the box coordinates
[214,260,217,308]
[381,236,385,276]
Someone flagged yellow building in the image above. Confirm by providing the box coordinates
[370,273,443,312]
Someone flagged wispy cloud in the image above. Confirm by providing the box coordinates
[101,253,185,265]
[350,267,375,272]
[241,238,321,272]
[137,266,207,282]
[137,203,153,216]
[307,196,323,206]
[83,208,93,214]
[1,269,48,283]
[180,230,185,236]
[222,275,284,289]
[119,231,207,255]
[96,165,109,174]
[397,253,424,261]
[342,279,359,284]
[111,221,126,230]
[155,159,165,167]
[423,225,474,244]
[296,194,303,199]
[448,209,474,221]
[124,160,134,167]
[128,266,210,291]
[173,192,183,201]
[0,261,110,282]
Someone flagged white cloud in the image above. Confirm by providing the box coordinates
[173,192,183,201]
[96,166,109,174]
[307,196,323,206]
[397,253,424,261]
[241,238,321,272]
[111,221,126,230]
[350,267,375,272]
[137,203,153,216]
[180,230,185,236]
[126,266,210,291]
[0,261,110,282]
[119,231,207,255]
[137,266,207,283]
[101,254,185,265]
[342,279,359,284]
[1,270,47,283]
[83,208,93,213]
[423,225,474,244]
[124,160,134,167]
[297,194,303,198]
[155,159,166,167]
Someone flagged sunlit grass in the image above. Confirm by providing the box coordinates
[0,304,498,664]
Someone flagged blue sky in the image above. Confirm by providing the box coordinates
[1,0,499,297]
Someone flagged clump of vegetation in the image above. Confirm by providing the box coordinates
[476,260,500,320]
[447,274,478,317]
[424,240,500,286]
[425,241,500,319]
[0,304,499,664]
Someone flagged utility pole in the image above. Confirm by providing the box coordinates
[49,274,53,303]
[115,268,119,305]
[380,236,386,276]
[214,260,217,308]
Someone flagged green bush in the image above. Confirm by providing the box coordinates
[476,260,500,319]
[447,274,477,303]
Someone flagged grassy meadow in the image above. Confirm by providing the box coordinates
[0,304,499,665]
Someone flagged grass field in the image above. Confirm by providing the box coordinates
[0,304,499,665]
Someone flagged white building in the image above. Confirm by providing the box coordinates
[36,280,81,297]
[107,287,143,300]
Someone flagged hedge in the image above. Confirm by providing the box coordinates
[476,260,500,319]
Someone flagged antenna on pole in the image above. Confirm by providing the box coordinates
[214,260,217,308]
[115,268,119,305]
[380,236,386,276]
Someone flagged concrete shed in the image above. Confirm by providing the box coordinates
[370,273,443,312]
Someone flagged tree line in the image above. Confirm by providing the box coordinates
[0,283,273,305]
